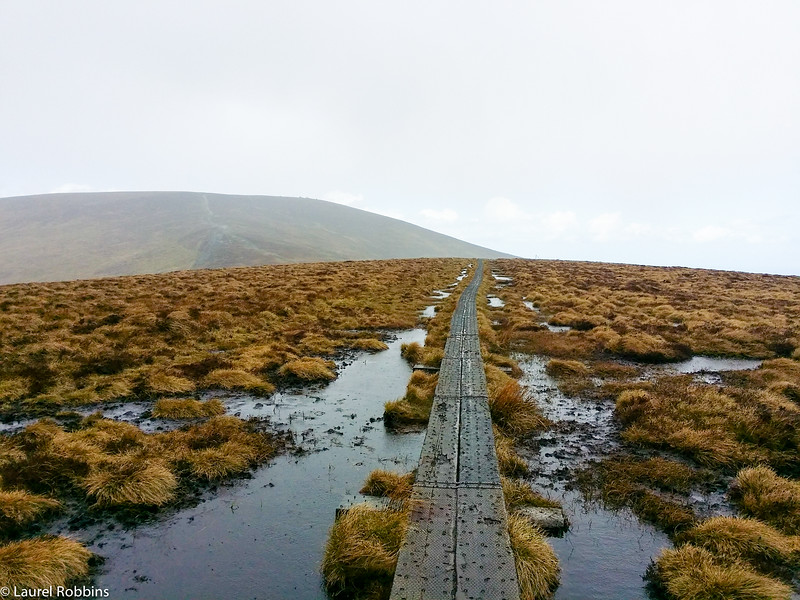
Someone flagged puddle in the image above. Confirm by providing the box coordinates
[487,295,505,308]
[61,329,427,600]
[648,356,763,385]
[662,356,762,374]
[517,355,671,600]
[522,300,572,332]
[420,305,437,318]
[492,273,512,282]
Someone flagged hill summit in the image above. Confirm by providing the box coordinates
[0,191,511,284]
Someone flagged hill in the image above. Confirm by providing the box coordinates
[0,191,511,284]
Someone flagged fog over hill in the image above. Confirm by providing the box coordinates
[0,191,512,284]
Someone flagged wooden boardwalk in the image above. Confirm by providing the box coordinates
[390,260,520,600]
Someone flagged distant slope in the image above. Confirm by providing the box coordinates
[0,191,512,284]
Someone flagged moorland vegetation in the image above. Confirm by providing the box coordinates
[0,258,466,590]
[487,258,800,599]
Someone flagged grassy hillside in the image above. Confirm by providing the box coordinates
[0,191,511,284]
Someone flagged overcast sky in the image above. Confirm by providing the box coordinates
[1,1,798,275]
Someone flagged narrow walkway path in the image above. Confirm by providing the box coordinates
[390,260,520,600]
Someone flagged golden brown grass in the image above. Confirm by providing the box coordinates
[0,490,61,529]
[486,367,549,436]
[278,357,337,382]
[507,512,560,600]
[545,359,589,378]
[730,466,800,534]
[383,371,438,427]
[84,454,177,507]
[676,517,800,575]
[577,456,700,534]
[612,376,800,470]
[322,504,408,599]
[202,369,275,395]
[650,544,792,600]
[491,259,800,362]
[351,338,389,353]
[0,536,92,589]
[501,477,560,510]
[151,397,225,419]
[359,470,414,501]
[495,427,529,477]
[0,259,465,416]
[0,415,279,511]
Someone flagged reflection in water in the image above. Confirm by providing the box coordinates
[518,355,670,600]
[80,330,427,600]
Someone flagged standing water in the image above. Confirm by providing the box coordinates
[518,355,671,600]
[77,330,427,599]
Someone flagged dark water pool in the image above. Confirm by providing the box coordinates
[517,355,671,600]
[76,329,426,600]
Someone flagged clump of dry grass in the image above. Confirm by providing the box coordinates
[495,427,529,477]
[203,369,275,395]
[577,456,700,534]
[359,470,414,501]
[351,338,389,353]
[322,504,408,599]
[611,377,797,470]
[278,357,337,382]
[0,490,61,529]
[502,477,560,510]
[730,466,800,534]
[400,342,423,364]
[384,371,437,427]
[0,536,92,589]
[162,415,276,480]
[649,544,792,600]
[145,370,195,395]
[0,259,466,415]
[83,454,177,507]
[507,512,560,600]
[545,359,589,378]
[151,397,225,419]
[676,517,800,575]
[543,358,593,396]
[487,368,549,436]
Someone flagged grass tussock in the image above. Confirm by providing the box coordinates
[0,490,61,530]
[0,414,281,516]
[351,338,389,353]
[322,504,408,599]
[502,477,560,510]
[649,544,792,600]
[487,367,549,436]
[495,427,529,477]
[383,371,437,427]
[730,466,800,534]
[676,517,800,575]
[203,369,275,395]
[0,536,92,589]
[83,454,177,507]
[613,377,800,470]
[278,357,337,382]
[0,259,466,417]
[359,470,414,501]
[151,397,225,419]
[545,359,589,378]
[577,457,700,534]
[162,415,277,480]
[507,512,560,600]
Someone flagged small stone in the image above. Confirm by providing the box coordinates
[516,507,569,536]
